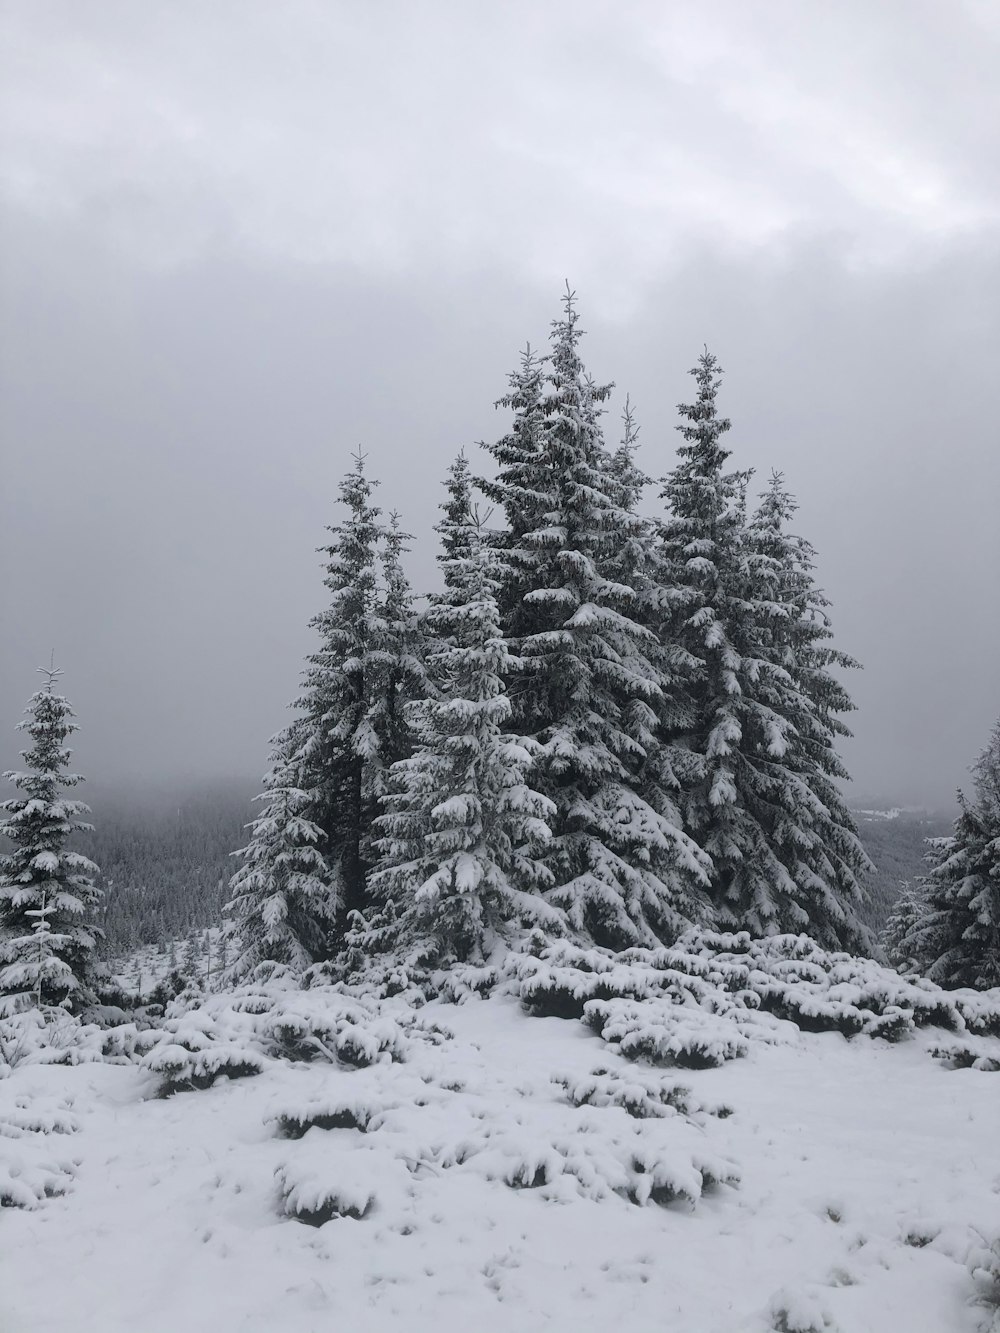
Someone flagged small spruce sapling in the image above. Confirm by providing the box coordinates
[0,664,104,1014]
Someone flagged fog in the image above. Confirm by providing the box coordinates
[2,0,998,806]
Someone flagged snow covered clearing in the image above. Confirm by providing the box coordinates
[1,938,998,1333]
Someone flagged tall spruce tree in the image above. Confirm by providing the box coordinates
[363,454,558,964]
[738,473,871,946]
[899,723,1000,989]
[291,451,385,946]
[479,343,549,648]
[655,358,869,951]
[227,452,419,966]
[223,729,334,979]
[0,666,103,1012]
[366,511,428,814]
[483,290,710,948]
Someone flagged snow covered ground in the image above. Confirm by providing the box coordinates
[2,945,998,1333]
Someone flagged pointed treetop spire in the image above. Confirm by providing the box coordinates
[39,652,62,693]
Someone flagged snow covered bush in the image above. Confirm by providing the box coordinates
[553,1066,697,1118]
[768,1287,839,1333]
[583,996,755,1068]
[495,930,1000,1063]
[0,1089,81,1210]
[965,1231,1000,1328]
[133,969,441,1095]
[927,1039,1000,1072]
[0,1005,115,1072]
[267,1050,739,1231]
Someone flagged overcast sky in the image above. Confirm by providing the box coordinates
[2,0,998,805]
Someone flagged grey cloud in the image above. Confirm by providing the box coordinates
[1,0,998,806]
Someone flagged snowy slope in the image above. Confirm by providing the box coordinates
[1,945,998,1333]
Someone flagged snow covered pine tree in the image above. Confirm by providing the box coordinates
[898,720,1000,989]
[740,472,871,947]
[0,665,103,1013]
[226,452,426,971]
[482,289,710,949]
[362,452,558,966]
[655,356,870,951]
[223,729,334,979]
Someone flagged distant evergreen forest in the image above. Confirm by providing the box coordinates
[852,811,954,931]
[79,783,256,954]
[54,782,946,955]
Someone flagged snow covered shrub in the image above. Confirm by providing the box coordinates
[260,990,414,1066]
[500,930,1000,1065]
[0,1004,110,1071]
[927,1040,1000,1072]
[583,997,752,1068]
[443,1109,738,1207]
[140,1039,265,1096]
[0,1142,78,1209]
[135,971,427,1095]
[554,1066,697,1119]
[0,1092,81,1209]
[965,1232,1000,1327]
[276,1140,383,1224]
[267,1040,739,1234]
[767,1288,838,1333]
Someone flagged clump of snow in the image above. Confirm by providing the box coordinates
[768,1286,838,1331]
[0,1087,81,1210]
[927,1039,1000,1072]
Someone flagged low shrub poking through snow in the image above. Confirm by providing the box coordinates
[0,1143,78,1209]
[583,997,756,1068]
[0,1092,82,1210]
[134,969,446,1095]
[500,930,1000,1065]
[276,1139,385,1224]
[267,1051,740,1229]
[965,1232,1000,1327]
[927,1040,1000,1072]
[768,1286,839,1332]
[553,1066,699,1119]
[0,1005,110,1072]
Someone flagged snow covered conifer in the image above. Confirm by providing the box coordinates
[364,454,559,964]
[366,511,429,810]
[229,451,405,966]
[483,290,710,948]
[882,879,934,974]
[607,395,648,514]
[0,666,103,1013]
[728,472,871,947]
[655,364,870,951]
[903,723,1000,989]
[479,343,549,641]
[223,728,335,979]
